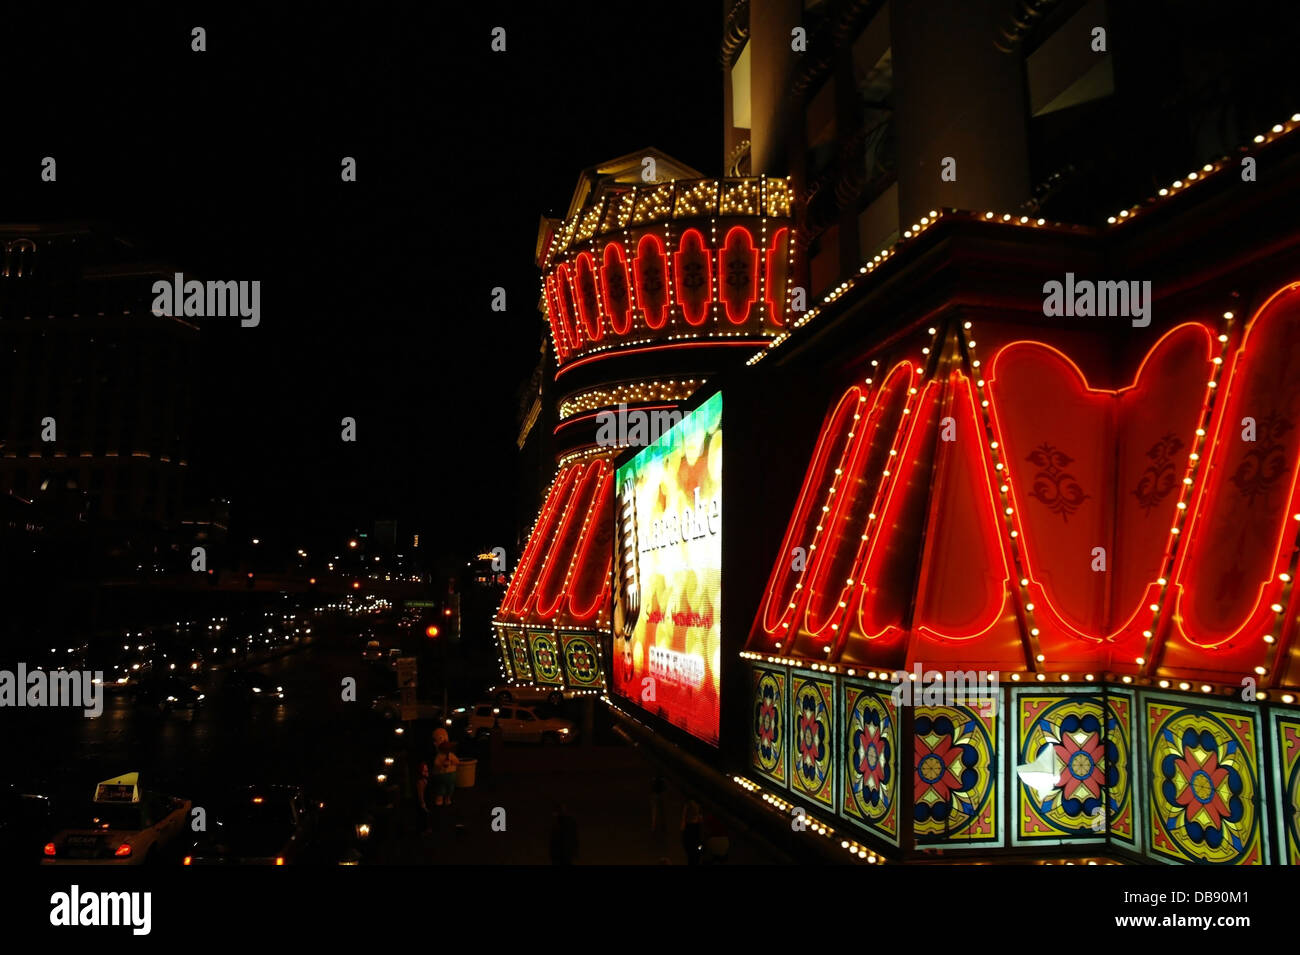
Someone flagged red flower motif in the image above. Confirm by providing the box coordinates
[1172,748,1232,830]
[915,735,960,802]
[1054,733,1105,799]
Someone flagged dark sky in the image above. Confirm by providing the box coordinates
[0,2,721,559]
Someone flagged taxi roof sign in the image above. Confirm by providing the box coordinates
[93,772,140,804]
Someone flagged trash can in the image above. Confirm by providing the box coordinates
[455,758,477,788]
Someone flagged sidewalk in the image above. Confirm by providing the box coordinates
[377,742,786,865]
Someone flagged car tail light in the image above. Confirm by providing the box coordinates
[275,856,285,866]
[114,843,132,858]
[183,856,192,866]
[43,842,56,857]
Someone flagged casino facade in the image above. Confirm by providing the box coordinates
[495,0,1300,864]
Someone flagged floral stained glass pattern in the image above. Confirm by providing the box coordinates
[1014,693,1132,845]
[843,684,897,842]
[790,675,834,807]
[1147,700,1264,865]
[914,704,999,846]
[751,668,786,785]
[1273,711,1300,865]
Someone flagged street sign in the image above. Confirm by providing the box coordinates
[399,685,418,721]
[396,657,418,688]
[406,600,436,608]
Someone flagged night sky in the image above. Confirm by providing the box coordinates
[0,3,720,558]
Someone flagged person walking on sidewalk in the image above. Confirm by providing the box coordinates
[649,773,667,834]
[415,759,432,834]
[550,803,579,865]
[701,810,730,864]
[681,798,704,865]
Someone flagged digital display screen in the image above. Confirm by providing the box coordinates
[613,392,722,746]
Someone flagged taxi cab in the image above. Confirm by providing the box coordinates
[41,772,191,865]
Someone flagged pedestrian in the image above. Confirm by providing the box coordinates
[415,759,432,835]
[701,810,730,864]
[649,773,667,834]
[550,802,579,865]
[431,727,460,806]
[680,798,703,865]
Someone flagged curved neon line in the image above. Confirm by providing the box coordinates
[757,384,866,640]
[553,340,770,381]
[600,241,634,335]
[535,461,605,619]
[545,273,570,358]
[674,228,712,326]
[554,404,681,436]
[912,372,1012,644]
[764,227,789,327]
[566,467,614,621]
[634,233,669,330]
[803,362,914,642]
[847,378,940,646]
[719,225,759,325]
[574,251,603,342]
[1171,282,1300,651]
[553,262,581,350]
[985,322,1214,645]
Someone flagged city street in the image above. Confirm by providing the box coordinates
[1,611,786,866]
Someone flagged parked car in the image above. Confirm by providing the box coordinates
[467,702,575,744]
[0,784,55,864]
[486,683,567,707]
[185,785,314,865]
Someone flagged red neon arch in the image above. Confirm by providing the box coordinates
[1170,283,1300,652]
[765,227,790,326]
[501,465,581,619]
[566,465,614,621]
[552,262,581,350]
[719,226,759,325]
[573,251,603,343]
[985,322,1214,647]
[544,273,570,358]
[535,461,606,619]
[845,378,942,649]
[801,362,914,645]
[674,228,712,326]
[911,372,1011,644]
[634,233,669,330]
[600,241,633,335]
[757,384,866,642]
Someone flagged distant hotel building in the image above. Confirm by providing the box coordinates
[0,222,218,548]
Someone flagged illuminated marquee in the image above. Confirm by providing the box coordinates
[541,177,795,372]
[747,282,1300,689]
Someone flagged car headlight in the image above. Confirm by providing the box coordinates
[198,694,206,700]
[559,728,570,734]
[167,696,177,702]
[277,686,283,692]
[252,687,261,693]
